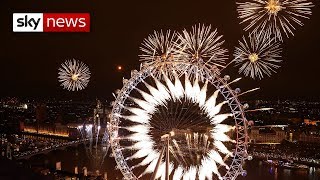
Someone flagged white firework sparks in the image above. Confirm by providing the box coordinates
[58,59,91,91]
[115,71,234,179]
[77,122,110,171]
[234,32,282,79]
[140,30,181,63]
[139,30,184,78]
[237,0,314,41]
[177,24,228,68]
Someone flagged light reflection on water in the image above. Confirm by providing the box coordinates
[26,145,320,180]
[239,160,320,180]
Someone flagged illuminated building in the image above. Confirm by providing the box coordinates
[298,132,320,143]
[249,125,287,144]
[304,119,320,126]
[22,123,80,138]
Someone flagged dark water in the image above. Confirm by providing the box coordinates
[25,145,122,179]
[239,160,320,180]
[25,145,320,180]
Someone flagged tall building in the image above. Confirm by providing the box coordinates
[36,103,47,133]
[36,103,47,123]
[19,120,24,132]
[93,99,109,127]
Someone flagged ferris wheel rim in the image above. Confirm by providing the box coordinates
[109,61,248,180]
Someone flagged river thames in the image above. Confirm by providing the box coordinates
[20,145,320,180]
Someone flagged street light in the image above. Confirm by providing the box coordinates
[150,131,175,180]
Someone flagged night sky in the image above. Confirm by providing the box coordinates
[1,1,319,101]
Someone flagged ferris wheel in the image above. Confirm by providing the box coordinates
[109,26,249,180]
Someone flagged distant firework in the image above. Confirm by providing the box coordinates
[58,59,91,91]
[237,0,314,41]
[233,32,282,79]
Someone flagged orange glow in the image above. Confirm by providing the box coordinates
[23,127,69,137]
[117,65,123,71]
[304,119,319,126]
[265,0,281,14]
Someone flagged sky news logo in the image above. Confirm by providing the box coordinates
[13,13,90,32]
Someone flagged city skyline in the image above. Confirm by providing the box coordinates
[0,1,319,100]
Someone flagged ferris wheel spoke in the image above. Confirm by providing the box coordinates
[178,112,206,130]
[175,99,194,127]
[173,96,188,126]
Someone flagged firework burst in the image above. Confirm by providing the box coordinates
[140,30,181,63]
[177,24,228,68]
[237,0,314,41]
[58,59,91,91]
[139,30,184,78]
[234,32,282,79]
